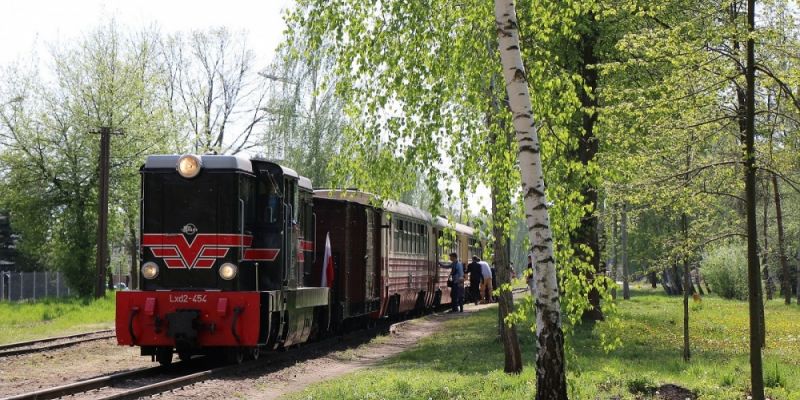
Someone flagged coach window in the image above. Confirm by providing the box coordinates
[397,220,403,254]
[407,222,412,254]
[416,224,421,255]
[404,221,410,254]
[418,224,423,254]
[411,223,416,254]
[416,223,421,254]
[393,219,399,253]
[411,223,417,254]
[420,225,426,254]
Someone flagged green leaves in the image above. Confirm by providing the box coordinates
[0,23,177,296]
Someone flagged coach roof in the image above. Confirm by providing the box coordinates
[433,216,474,235]
[314,189,431,221]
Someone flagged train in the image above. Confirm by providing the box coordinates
[116,154,482,364]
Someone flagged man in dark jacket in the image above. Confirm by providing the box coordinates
[439,252,464,312]
[466,256,483,305]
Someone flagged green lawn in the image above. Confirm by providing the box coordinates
[0,295,116,344]
[288,286,800,399]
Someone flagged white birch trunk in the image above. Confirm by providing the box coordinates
[495,1,567,398]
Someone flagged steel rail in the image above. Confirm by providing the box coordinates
[1,366,163,400]
[0,330,115,358]
[97,365,227,400]
[0,329,114,351]
[5,292,528,400]
[97,324,393,400]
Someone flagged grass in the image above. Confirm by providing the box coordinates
[0,295,116,344]
[288,285,800,399]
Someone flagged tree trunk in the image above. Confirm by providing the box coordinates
[762,181,773,300]
[771,175,790,304]
[661,268,672,295]
[488,74,523,375]
[682,213,691,362]
[611,212,618,299]
[493,196,523,374]
[495,2,567,397]
[695,269,705,295]
[621,204,630,300]
[745,0,765,395]
[575,9,603,322]
[648,271,658,289]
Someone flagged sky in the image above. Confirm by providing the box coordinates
[0,0,492,213]
[0,0,292,68]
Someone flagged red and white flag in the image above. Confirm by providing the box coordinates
[321,232,334,288]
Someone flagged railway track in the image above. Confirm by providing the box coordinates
[0,330,116,358]
[3,324,388,400]
[3,296,527,400]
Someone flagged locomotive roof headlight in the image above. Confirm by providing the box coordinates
[219,263,238,280]
[142,262,159,280]
[176,154,202,179]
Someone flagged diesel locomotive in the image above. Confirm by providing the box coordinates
[116,154,481,364]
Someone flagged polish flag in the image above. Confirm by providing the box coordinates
[321,232,334,288]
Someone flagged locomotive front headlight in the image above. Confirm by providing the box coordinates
[176,154,202,178]
[219,263,238,280]
[142,262,159,280]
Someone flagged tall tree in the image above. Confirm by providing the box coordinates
[745,0,765,397]
[0,24,175,296]
[495,1,567,397]
[161,28,268,155]
[260,33,345,186]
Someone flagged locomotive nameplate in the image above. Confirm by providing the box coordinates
[169,294,208,303]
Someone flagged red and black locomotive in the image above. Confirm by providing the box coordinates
[116,154,480,364]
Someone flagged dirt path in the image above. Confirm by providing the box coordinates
[157,302,498,400]
[0,338,152,397]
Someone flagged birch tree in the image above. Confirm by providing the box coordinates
[495,2,567,396]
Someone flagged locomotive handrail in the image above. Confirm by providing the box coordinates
[128,307,140,345]
[231,306,244,344]
[284,202,293,283]
[312,212,317,262]
[239,198,245,262]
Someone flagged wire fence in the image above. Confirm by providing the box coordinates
[0,271,72,301]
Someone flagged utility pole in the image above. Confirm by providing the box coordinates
[94,127,121,299]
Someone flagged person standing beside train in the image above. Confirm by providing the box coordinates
[466,256,483,305]
[478,258,493,304]
[440,252,464,312]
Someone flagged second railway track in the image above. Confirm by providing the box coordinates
[0,330,116,358]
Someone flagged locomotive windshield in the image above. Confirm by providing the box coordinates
[141,171,247,290]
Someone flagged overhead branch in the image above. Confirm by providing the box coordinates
[755,64,800,113]
[652,160,741,184]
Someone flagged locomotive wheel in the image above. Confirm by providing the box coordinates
[249,346,260,361]
[178,351,192,362]
[226,348,245,364]
[156,347,173,366]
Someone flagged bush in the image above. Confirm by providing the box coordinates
[701,244,749,300]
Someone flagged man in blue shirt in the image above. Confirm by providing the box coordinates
[440,252,464,312]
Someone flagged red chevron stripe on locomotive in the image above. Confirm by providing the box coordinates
[142,233,280,269]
